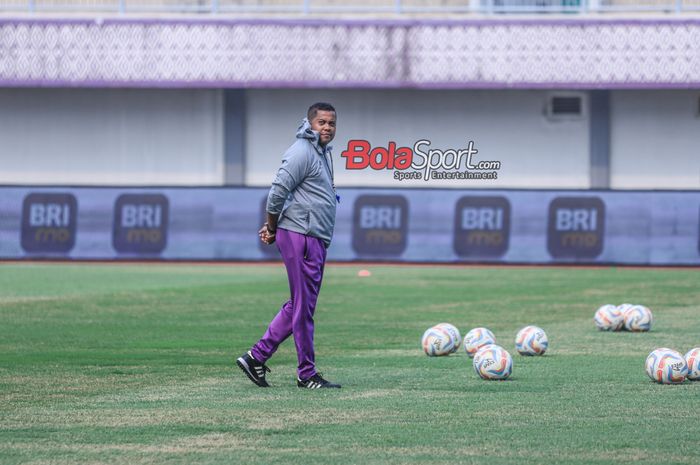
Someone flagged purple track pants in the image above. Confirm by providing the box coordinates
[251,228,327,380]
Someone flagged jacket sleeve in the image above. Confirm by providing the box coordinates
[266,144,310,215]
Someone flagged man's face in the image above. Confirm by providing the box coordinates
[309,110,336,146]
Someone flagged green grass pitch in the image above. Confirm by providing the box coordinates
[1,262,699,465]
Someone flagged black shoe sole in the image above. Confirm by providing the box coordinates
[297,380,341,389]
[236,357,270,388]
[297,385,342,389]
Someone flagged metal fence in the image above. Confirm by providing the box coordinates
[0,0,699,14]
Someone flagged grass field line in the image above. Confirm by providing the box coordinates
[1,438,688,464]
[3,432,252,454]
[4,259,700,271]
[0,295,77,305]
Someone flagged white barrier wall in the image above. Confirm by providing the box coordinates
[246,89,591,189]
[610,90,700,190]
[1,88,698,190]
[0,89,225,186]
[1,186,699,265]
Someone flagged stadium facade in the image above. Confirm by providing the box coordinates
[0,5,698,263]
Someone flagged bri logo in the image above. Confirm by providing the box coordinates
[340,139,500,182]
[352,195,409,257]
[547,197,605,259]
[453,196,511,259]
[21,193,77,253]
[113,194,169,254]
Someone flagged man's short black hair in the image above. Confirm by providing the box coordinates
[307,102,336,121]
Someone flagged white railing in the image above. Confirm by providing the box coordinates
[0,0,698,14]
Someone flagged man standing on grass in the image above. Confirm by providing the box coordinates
[236,102,341,389]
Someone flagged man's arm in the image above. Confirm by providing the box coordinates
[260,145,310,245]
[266,212,279,233]
[259,212,279,245]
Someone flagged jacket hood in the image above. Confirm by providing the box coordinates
[296,118,332,152]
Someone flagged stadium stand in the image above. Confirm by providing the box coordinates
[0,0,699,13]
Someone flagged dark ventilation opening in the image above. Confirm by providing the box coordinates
[551,96,582,116]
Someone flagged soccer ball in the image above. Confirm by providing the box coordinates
[463,327,496,358]
[645,348,687,384]
[594,304,625,331]
[473,344,513,380]
[421,326,454,356]
[435,322,461,353]
[617,303,634,313]
[623,305,653,332]
[685,348,700,381]
[515,325,548,356]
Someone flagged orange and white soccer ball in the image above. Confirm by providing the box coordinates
[623,305,653,332]
[594,304,625,331]
[617,303,634,314]
[473,344,513,380]
[463,327,496,358]
[645,348,687,384]
[684,348,700,381]
[421,326,454,356]
[434,323,461,353]
[515,325,548,356]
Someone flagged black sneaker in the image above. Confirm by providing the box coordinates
[297,373,341,389]
[236,351,271,387]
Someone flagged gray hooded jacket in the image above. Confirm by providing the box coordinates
[266,118,337,248]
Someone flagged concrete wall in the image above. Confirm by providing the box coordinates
[610,90,700,190]
[0,89,224,186]
[1,88,698,190]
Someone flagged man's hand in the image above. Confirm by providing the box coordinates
[259,223,276,245]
